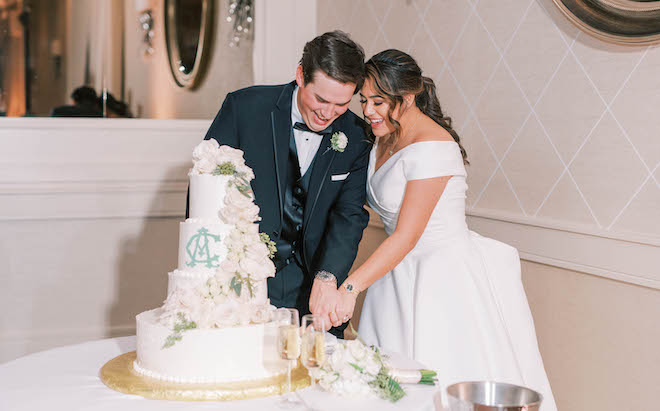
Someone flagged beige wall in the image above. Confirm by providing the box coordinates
[123,0,253,119]
[522,261,660,411]
[319,1,660,410]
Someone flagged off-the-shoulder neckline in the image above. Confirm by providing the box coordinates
[372,140,457,176]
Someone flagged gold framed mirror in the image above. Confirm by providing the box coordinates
[164,0,213,88]
[552,0,660,45]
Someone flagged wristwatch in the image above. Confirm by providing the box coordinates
[315,270,337,283]
[342,282,360,296]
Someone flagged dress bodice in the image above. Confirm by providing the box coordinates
[367,141,468,243]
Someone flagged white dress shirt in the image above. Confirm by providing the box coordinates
[291,86,324,176]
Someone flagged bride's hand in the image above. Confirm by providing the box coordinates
[335,289,357,326]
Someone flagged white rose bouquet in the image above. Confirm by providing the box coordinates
[310,338,437,402]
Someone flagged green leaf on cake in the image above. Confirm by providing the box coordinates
[230,275,242,297]
[236,183,252,198]
[162,313,198,349]
[246,275,254,298]
[163,333,182,349]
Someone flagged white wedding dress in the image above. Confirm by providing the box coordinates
[359,141,557,410]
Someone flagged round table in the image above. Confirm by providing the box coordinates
[0,336,438,411]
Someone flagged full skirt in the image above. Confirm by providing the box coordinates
[358,231,557,411]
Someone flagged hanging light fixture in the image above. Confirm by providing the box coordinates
[226,0,252,47]
[135,0,154,57]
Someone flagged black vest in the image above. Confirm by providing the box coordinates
[273,132,315,270]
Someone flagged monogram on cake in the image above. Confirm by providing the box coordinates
[134,140,288,384]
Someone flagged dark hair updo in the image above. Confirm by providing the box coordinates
[365,49,468,164]
[299,31,366,93]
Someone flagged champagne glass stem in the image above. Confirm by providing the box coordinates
[287,360,292,394]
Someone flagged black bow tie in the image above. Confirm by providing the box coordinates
[293,121,333,136]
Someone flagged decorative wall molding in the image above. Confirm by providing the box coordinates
[468,209,660,247]
[0,117,212,130]
[0,118,210,221]
[467,210,660,290]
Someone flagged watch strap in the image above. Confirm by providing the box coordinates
[315,270,337,283]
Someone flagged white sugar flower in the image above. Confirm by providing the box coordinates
[237,165,255,181]
[225,186,254,208]
[219,204,240,224]
[238,203,260,223]
[239,257,261,276]
[192,139,219,162]
[250,304,273,323]
[217,145,246,165]
[192,157,218,175]
[218,259,240,276]
[207,279,222,296]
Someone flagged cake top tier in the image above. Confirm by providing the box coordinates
[188,140,256,221]
[188,174,231,220]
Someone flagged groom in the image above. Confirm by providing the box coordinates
[200,31,370,337]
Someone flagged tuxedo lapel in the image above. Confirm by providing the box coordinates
[303,131,336,237]
[270,83,295,224]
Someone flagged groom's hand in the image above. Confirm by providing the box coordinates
[309,272,340,330]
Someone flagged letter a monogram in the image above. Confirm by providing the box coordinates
[186,227,222,268]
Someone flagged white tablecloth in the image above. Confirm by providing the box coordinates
[0,336,438,411]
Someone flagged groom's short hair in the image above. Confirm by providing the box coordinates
[299,31,365,93]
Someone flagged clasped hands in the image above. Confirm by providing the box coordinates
[309,273,357,331]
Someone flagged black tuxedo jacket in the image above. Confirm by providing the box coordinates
[203,82,371,287]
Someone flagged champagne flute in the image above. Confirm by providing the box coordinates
[301,314,326,386]
[274,308,300,406]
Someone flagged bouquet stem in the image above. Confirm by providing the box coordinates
[419,369,438,385]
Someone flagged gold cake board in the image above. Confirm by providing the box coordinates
[100,351,310,401]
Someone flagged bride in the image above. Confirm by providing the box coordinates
[333,49,557,410]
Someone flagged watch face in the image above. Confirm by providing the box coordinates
[346,284,354,291]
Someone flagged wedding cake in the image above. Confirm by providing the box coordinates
[134,140,288,384]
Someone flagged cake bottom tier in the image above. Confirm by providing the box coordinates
[135,309,288,383]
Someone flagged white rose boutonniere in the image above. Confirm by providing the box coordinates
[331,131,348,152]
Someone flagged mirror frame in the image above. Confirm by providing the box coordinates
[164,0,213,88]
[552,0,660,45]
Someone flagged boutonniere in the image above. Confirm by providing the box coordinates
[330,131,348,153]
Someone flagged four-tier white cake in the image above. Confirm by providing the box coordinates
[134,140,288,384]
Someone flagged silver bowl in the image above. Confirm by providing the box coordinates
[445,381,542,411]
